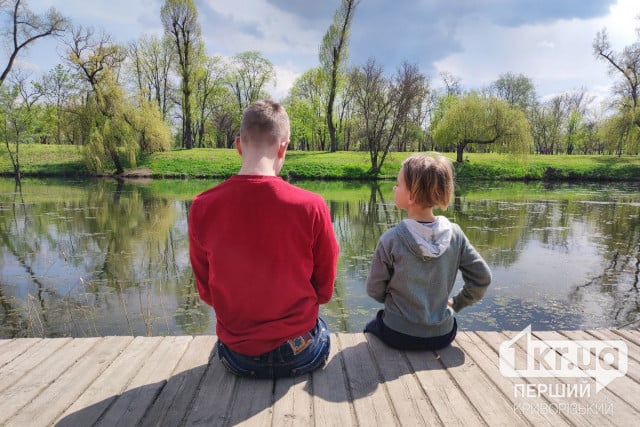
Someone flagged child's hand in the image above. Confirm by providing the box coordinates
[448,298,455,312]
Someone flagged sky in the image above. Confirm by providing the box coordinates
[8,0,640,106]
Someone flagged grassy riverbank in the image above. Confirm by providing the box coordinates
[1,145,639,180]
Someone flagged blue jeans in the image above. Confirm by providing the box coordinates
[364,309,457,351]
[216,317,330,379]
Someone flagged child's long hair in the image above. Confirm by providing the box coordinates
[402,153,454,210]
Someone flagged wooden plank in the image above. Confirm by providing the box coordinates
[54,336,163,427]
[272,374,313,427]
[365,333,440,426]
[0,338,40,369]
[481,330,621,427]
[311,333,355,427]
[0,338,70,394]
[227,377,274,426]
[462,332,571,426]
[183,343,239,426]
[435,334,526,426]
[533,331,640,426]
[0,337,99,425]
[612,329,640,362]
[404,343,484,426]
[573,330,640,383]
[95,336,192,426]
[338,333,398,426]
[557,330,640,411]
[140,335,215,427]
[5,337,134,427]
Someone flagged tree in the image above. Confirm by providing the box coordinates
[0,82,24,179]
[350,59,428,173]
[66,26,169,174]
[228,51,275,116]
[490,72,536,113]
[440,71,462,96]
[128,34,175,121]
[161,0,203,149]
[593,21,640,129]
[192,55,226,148]
[432,92,532,163]
[0,0,68,87]
[530,95,566,154]
[284,67,328,150]
[319,0,358,152]
[40,64,78,144]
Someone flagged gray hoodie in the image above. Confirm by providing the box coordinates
[366,217,491,338]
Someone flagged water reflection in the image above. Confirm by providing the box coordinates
[1,178,638,338]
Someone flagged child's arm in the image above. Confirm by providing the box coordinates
[452,236,492,312]
[366,242,393,303]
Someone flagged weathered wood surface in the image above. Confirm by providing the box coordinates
[0,330,638,426]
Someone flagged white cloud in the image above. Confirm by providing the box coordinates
[433,0,638,101]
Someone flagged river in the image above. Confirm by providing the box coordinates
[0,177,638,338]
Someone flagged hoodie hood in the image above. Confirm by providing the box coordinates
[398,217,453,259]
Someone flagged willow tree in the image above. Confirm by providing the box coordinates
[319,0,358,152]
[161,0,203,149]
[67,26,170,174]
[432,92,532,163]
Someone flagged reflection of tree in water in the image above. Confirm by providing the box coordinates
[326,182,403,330]
[174,276,210,335]
[0,179,209,338]
[569,200,640,328]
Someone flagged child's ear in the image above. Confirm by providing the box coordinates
[235,137,242,156]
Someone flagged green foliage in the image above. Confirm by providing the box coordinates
[432,92,533,162]
[128,99,172,153]
[5,147,639,182]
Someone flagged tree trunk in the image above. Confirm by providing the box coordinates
[110,149,124,175]
[456,143,467,163]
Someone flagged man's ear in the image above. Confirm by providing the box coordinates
[235,136,242,156]
[277,140,289,159]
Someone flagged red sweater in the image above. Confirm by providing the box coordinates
[188,175,339,355]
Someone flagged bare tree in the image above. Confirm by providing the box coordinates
[350,59,427,173]
[593,22,640,128]
[128,35,175,121]
[0,0,68,86]
[319,0,358,152]
[440,71,462,96]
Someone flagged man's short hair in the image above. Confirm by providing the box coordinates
[240,100,290,145]
[402,153,454,209]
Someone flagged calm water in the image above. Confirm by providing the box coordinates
[1,177,639,338]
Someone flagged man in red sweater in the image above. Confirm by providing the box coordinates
[188,100,339,378]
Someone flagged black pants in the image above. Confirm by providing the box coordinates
[364,309,457,351]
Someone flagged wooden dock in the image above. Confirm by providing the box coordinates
[1,329,639,426]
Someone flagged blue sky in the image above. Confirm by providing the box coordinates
[10,0,640,105]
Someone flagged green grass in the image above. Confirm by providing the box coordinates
[2,145,639,181]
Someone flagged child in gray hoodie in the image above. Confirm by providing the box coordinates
[365,153,491,350]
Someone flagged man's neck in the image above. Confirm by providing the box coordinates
[238,157,279,176]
